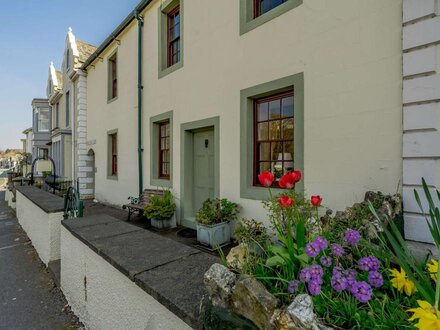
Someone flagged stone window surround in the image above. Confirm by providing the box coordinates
[158,0,184,79]
[107,49,118,103]
[240,73,304,200]
[107,129,118,180]
[150,111,173,188]
[239,0,302,35]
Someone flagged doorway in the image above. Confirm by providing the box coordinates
[181,117,219,229]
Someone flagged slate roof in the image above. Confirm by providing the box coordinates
[76,40,97,64]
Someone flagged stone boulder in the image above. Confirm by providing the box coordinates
[204,263,237,308]
[231,275,279,330]
[226,243,247,271]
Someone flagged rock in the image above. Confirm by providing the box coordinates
[270,309,298,330]
[231,275,279,330]
[285,294,332,330]
[226,243,247,271]
[204,263,237,308]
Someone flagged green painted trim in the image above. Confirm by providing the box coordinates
[150,111,173,188]
[240,72,304,200]
[107,128,118,180]
[180,116,220,227]
[158,0,184,79]
[239,0,302,35]
[107,49,118,102]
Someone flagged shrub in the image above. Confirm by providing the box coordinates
[195,198,239,225]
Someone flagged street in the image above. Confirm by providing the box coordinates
[0,190,80,329]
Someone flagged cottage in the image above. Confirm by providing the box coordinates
[82,0,403,232]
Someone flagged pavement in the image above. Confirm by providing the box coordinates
[0,189,81,329]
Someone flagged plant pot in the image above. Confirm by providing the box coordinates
[151,214,176,230]
[197,222,230,249]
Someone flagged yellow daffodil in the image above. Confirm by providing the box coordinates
[389,267,417,296]
[427,259,439,281]
[409,300,440,330]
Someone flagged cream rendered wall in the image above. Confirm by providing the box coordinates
[86,24,138,205]
[87,0,403,220]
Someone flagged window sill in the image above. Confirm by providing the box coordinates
[107,175,118,181]
[150,177,172,188]
[107,96,118,104]
[158,60,183,79]
[240,0,303,35]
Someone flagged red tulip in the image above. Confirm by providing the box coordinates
[279,173,295,189]
[278,195,294,207]
[311,195,323,207]
[291,171,302,184]
[258,171,274,187]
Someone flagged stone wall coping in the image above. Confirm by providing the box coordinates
[16,186,64,214]
[62,214,219,329]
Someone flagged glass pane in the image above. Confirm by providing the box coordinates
[161,137,165,150]
[259,143,270,161]
[162,150,167,162]
[257,122,269,141]
[282,96,294,117]
[269,100,280,119]
[257,102,268,121]
[282,142,294,173]
[166,150,170,163]
[175,13,180,24]
[269,121,281,139]
[166,137,170,149]
[161,125,166,137]
[166,163,170,175]
[284,141,294,156]
[259,162,271,174]
[165,123,170,136]
[162,164,167,175]
[271,142,283,161]
[174,22,180,38]
[282,118,294,140]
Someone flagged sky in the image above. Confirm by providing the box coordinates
[0,0,141,150]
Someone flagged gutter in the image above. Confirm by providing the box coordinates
[80,0,153,71]
[135,11,144,196]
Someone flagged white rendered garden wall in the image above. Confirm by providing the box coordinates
[403,0,440,243]
[15,190,63,265]
[60,227,192,330]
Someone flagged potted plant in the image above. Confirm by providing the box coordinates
[233,218,269,255]
[144,190,176,229]
[195,198,239,249]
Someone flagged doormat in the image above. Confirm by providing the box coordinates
[177,228,197,238]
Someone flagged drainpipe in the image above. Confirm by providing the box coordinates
[135,11,144,196]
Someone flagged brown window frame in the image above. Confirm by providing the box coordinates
[111,133,117,176]
[254,0,288,18]
[167,6,181,68]
[109,54,118,99]
[253,90,294,187]
[158,121,170,179]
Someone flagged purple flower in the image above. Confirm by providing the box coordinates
[358,256,381,271]
[315,236,328,250]
[331,273,347,291]
[300,268,312,283]
[305,241,320,258]
[331,243,345,257]
[345,229,361,245]
[309,264,323,284]
[333,265,343,275]
[368,271,383,288]
[320,256,332,267]
[308,280,322,296]
[344,269,357,278]
[288,280,299,293]
[351,281,373,303]
[346,275,357,292]
[368,256,381,271]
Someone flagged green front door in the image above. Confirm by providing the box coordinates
[193,129,215,214]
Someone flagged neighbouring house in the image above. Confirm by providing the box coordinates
[31,98,51,161]
[46,27,96,195]
[82,0,403,231]
[21,127,33,174]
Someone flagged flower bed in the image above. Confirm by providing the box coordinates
[203,174,440,329]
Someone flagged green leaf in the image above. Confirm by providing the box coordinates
[266,255,286,267]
